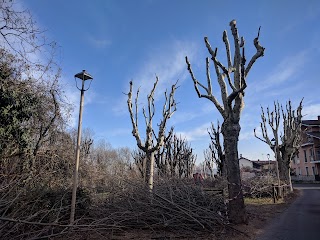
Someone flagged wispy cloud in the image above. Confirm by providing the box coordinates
[112,40,198,115]
[253,50,309,92]
[175,122,211,142]
[239,129,255,141]
[109,127,132,137]
[170,111,199,125]
[303,103,320,120]
[88,36,112,49]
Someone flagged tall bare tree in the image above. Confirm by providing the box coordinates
[127,77,178,191]
[185,20,264,223]
[254,100,303,191]
[204,122,225,177]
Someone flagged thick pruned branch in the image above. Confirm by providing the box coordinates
[127,81,144,150]
[185,20,264,121]
[245,26,265,76]
[186,56,226,118]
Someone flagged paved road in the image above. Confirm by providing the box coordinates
[257,184,320,240]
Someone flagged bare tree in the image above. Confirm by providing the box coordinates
[254,100,303,191]
[155,132,196,178]
[127,77,178,191]
[185,20,264,223]
[0,0,48,59]
[204,122,225,177]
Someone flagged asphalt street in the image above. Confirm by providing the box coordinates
[257,183,320,240]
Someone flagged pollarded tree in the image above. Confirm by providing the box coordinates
[185,20,264,223]
[127,77,178,191]
[254,100,303,191]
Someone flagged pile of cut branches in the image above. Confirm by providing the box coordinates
[0,176,91,240]
[90,178,228,233]
[0,177,228,239]
[243,175,276,198]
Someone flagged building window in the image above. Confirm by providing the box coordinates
[306,167,309,176]
[312,167,315,176]
[310,149,314,161]
[304,150,308,162]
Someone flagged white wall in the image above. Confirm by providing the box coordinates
[239,158,253,169]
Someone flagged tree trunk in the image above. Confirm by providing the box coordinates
[222,120,246,224]
[145,152,151,184]
[277,152,290,183]
[279,152,293,191]
[148,151,155,191]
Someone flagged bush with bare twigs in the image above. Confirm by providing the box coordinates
[242,174,277,198]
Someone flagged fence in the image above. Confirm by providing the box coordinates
[291,175,315,181]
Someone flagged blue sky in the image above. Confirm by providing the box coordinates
[21,0,320,162]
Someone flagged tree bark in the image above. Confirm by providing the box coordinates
[278,153,289,182]
[222,119,246,224]
[148,151,155,191]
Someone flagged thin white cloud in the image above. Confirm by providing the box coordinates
[109,127,132,137]
[175,122,211,142]
[170,111,199,125]
[239,129,255,141]
[253,50,309,92]
[88,36,112,49]
[112,40,198,115]
[303,103,320,120]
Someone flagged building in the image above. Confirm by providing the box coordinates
[239,155,276,172]
[291,116,320,181]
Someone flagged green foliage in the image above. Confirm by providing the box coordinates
[0,52,38,157]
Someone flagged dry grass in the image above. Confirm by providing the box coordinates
[244,197,285,205]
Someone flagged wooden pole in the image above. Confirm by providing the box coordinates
[70,78,85,225]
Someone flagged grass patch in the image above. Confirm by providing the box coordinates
[245,197,284,205]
